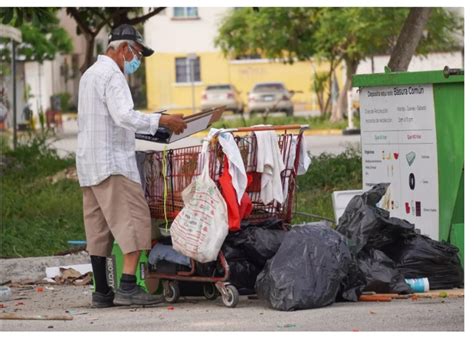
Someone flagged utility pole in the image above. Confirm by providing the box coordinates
[187,53,197,114]
[11,39,17,149]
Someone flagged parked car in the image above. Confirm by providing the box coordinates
[247,82,294,116]
[200,84,244,113]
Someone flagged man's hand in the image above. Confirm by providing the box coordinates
[159,114,187,135]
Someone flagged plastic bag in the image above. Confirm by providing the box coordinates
[357,249,411,294]
[256,223,353,311]
[382,234,464,290]
[226,227,286,267]
[337,256,366,302]
[170,140,229,263]
[336,183,415,254]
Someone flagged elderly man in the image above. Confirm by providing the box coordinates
[76,24,187,307]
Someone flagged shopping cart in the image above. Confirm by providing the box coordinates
[139,124,309,307]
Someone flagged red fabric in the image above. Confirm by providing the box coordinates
[219,157,252,231]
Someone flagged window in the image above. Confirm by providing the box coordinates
[173,7,198,18]
[175,57,201,83]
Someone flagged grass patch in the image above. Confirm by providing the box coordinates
[293,145,362,224]
[212,115,348,130]
[0,132,362,257]
[1,133,84,258]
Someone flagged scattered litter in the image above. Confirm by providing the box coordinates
[48,325,54,329]
[66,309,88,316]
[43,278,56,284]
[358,295,392,302]
[284,324,296,328]
[411,295,419,301]
[36,286,45,293]
[46,264,92,281]
[167,306,175,310]
[44,265,93,285]
[439,291,448,298]
[0,304,5,308]
[369,311,376,315]
[0,313,73,321]
[45,286,55,291]
[0,286,12,301]
[15,302,24,306]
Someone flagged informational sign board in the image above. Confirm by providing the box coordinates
[360,84,439,239]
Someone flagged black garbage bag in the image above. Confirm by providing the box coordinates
[256,223,353,311]
[337,256,366,302]
[336,183,415,254]
[357,249,411,294]
[382,234,464,290]
[225,225,286,267]
[228,259,260,293]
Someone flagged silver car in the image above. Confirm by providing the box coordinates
[247,82,294,116]
[200,84,244,113]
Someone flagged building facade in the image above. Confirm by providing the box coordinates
[143,7,335,114]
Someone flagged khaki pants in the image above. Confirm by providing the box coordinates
[82,175,152,256]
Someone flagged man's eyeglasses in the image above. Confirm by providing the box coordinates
[128,44,143,59]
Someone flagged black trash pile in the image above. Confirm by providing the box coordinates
[218,219,287,295]
[255,222,355,311]
[336,183,464,294]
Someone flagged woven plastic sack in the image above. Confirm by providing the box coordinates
[170,140,229,263]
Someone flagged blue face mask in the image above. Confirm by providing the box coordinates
[123,45,141,75]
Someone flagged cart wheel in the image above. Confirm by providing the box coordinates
[163,280,180,303]
[221,285,239,308]
[203,283,218,300]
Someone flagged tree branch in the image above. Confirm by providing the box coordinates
[126,7,166,25]
[66,8,93,37]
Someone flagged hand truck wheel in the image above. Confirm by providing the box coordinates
[163,280,180,303]
[203,283,218,300]
[221,284,239,308]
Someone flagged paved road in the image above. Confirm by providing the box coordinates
[0,285,464,331]
[50,119,360,158]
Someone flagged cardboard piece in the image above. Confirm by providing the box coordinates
[135,106,225,144]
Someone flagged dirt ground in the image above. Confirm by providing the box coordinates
[0,284,464,331]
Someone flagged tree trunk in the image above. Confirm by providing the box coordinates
[330,59,358,122]
[387,8,432,72]
[80,36,96,74]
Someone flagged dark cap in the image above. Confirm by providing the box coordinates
[108,24,154,57]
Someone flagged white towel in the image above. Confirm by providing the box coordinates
[254,130,285,204]
[208,128,247,203]
[282,134,311,200]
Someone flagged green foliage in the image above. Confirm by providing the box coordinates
[0,8,73,63]
[215,8,320,63]
[1,134,83,257]
[215,7,463,67]
[294,146,362,223]
[54,92,72,112]
[1,8,57,27]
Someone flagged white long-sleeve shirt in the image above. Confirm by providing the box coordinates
[76,55,160,187]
